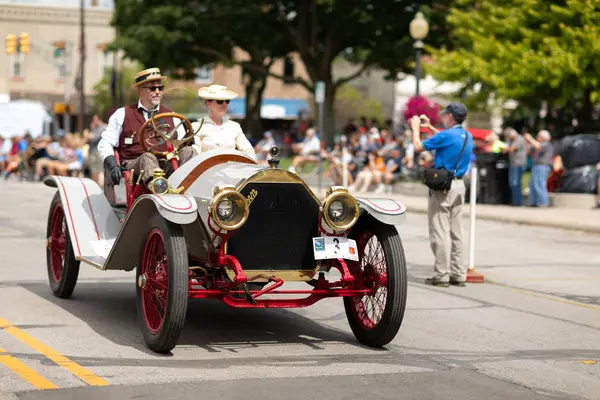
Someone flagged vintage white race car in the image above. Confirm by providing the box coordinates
[43,112,408,354]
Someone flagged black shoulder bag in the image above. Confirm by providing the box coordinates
[423,131,469,192]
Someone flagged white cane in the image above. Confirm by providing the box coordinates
[468,166,477,271]
[342,147,348,187]
[466,166,484,282]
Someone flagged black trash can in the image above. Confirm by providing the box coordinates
[475,152,511,205]
[494,153,511,205]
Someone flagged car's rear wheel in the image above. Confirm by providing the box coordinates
[136,214,188,354]
[343,214,407,347]
[46,191,80,298]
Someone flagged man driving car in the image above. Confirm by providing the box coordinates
[97,67,197,188]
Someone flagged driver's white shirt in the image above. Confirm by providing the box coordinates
[97,100,188,161]
[191,117,256,160]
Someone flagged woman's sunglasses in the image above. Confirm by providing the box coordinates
[210,100,230,104]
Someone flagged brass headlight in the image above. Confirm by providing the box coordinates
[209,186,249,231]
[322,186,359,232]
[149,169,169,195]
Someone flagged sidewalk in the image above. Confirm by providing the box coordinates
[309,186,600,234]
[9,175,598,234]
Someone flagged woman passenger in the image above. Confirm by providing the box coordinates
[191,85,256,160]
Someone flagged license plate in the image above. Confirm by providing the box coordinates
[312,237,358,261]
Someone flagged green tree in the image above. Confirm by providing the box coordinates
[332,84,385,128]
[109,0,293,138]
[426,0,600,134]
[92,63,142,119]
[109,1,455,144]
[266,1,454,146]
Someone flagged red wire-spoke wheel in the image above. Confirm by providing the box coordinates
[344,215,407,347]
[140,229,168,334]
[46,192,80,298]
[136,215,189,354]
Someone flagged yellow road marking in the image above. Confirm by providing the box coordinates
[490,281,600,312]
[0,347,58,390]
[484,271,600,282]
[0,318,109,387]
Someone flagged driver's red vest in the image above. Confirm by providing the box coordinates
[118,103,176,162]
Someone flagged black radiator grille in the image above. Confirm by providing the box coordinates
[226,183,320,271]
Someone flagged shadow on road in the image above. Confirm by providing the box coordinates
[20,281,367,357]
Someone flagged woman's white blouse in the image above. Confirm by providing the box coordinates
[191,118,256,160]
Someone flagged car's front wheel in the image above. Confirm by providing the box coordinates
[136,214,189,354]
[46,191,80,298]
[343,215,407,347]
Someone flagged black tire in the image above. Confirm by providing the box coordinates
[136,214,189,354]
[46,191,80,299]
[343,214,407,347]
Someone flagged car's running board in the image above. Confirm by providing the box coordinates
[76,255,106,270]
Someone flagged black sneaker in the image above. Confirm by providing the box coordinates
[424,277,449,287]
[450,278,466,287]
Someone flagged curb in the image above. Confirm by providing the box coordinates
[401,204,600,234]
[308,186,600,235]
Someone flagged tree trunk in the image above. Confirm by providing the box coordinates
[242,61,269,140]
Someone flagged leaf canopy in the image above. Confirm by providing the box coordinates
[426,0,600,107]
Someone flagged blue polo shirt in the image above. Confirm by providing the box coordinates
[422,125,473,178]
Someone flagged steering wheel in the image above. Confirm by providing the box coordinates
[138,112,202,158]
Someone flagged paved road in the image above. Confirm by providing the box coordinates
[0,181,598,399]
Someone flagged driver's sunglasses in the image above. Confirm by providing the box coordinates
[144,85,164,92]
[211,100,230,104]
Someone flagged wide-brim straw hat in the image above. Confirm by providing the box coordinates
[198,84,238,100]
[133,67,168,88]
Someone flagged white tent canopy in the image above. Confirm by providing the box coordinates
[393,75,462,126]
[395,75,518,109]
[395,74,463,98]
[0,100,52,139]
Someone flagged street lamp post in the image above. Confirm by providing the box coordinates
[409,11,429,97]
[78,0,85,134]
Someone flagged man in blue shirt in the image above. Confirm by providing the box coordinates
[410,102,474,287]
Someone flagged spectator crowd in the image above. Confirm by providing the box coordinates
[0,114,107,185]
[278,118,434,194]
[3,111,595,210]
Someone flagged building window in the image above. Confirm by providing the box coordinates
[99,50,114,78]
[10,53,24,78]
[56,64,67,80]
[52,44,67,80]
[194,65,214,83]
[283,56,294,84]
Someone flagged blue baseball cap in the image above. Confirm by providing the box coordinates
[441,102,468,120]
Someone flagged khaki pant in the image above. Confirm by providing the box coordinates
[427,179,466,282]
[122,146,196,184]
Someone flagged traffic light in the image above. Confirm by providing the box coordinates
[19,32,29,54]
[5,34,17,55]
[53,103,72,114]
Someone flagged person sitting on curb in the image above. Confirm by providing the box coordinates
[288,128,321,173]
